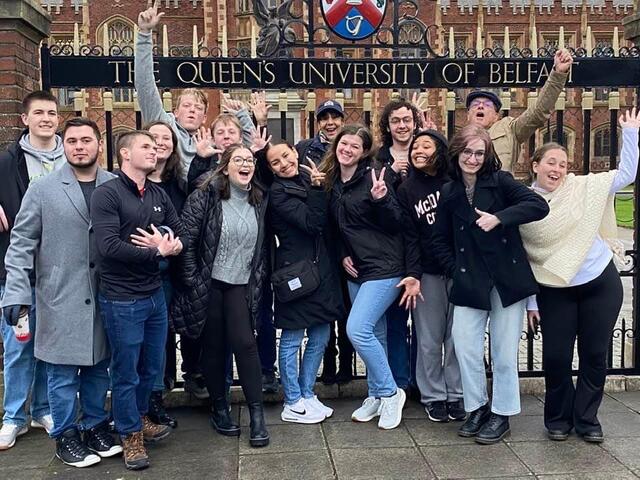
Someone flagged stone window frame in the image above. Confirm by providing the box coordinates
[96,16,136,107]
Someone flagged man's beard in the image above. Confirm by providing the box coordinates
[68,154,99,170]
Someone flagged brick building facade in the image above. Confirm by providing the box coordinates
[40,0,637,172]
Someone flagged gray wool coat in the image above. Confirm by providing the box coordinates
[1,163,115,366]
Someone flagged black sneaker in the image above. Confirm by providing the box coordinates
[447,400,467,422]
[458,403,491,437]
[85,422,123,458]
[425,401,449,422]
[184,374,209,400]
[148,391,178,428]
[262,372,279,394]
[475,413,510,444]
[56,428,101,468]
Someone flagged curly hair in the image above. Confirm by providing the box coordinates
[378,99,422,147]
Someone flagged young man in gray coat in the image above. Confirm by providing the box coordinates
[1,118,121,468]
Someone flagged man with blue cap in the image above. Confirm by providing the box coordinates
[295,100,345,165]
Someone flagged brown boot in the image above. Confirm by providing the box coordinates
[141,415,171,443]
[122,431,149,470]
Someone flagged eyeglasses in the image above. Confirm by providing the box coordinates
[469,99,496,109]
[389,116,414,125]
[230,156,257,166]
[461,148,486,159]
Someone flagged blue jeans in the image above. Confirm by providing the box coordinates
[0,284,49,427]
[347,278,401,398]
[46,358,110,438]
[452,288,525,416]
[385,302,410,389]
[279,323,330,405]
[99,288,167,435]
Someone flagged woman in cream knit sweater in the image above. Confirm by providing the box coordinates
[522,108,640,443]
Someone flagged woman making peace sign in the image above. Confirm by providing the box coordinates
[320,125,413,430]
[265,141,345,424]
[431,125,549,444]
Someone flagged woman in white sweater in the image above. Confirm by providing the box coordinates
[522,108,640,443]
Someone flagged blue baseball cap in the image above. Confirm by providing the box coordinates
[316,100,344,119]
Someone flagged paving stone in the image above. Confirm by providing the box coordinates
[519,394,545,416]
[0,432,54,472]
[598,394,635,413]
[239,450,333,480]
[609,391,640,413]
[323,398,366,423]
[148,427,239,457]
[404,419,470,446]
[536,472,638,480]
[239,403,286,426]
[167,405,239,431]
[421,443,531,478]
[507,415,548,442]
[402,399,430,420]
[239,424,324,455]
[601,436,640,470]
[600,411,640,437]
[509,439,626,475]
[3,469,47,480]
[323,419,413,449]
[332,447,433,480]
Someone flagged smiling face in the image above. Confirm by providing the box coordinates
[336,134,365,169]
[123,134,158,174]
[21,99,59,141]
[388,106,415,145]
[458,138,486,178]
[148,124,174,163]
[317,111,344,141]
[466,96,500,129]
[174,94,206,134]
[267,143,299,179]
[63,125,102,170]
[410,135,438,174]
[212,119,241,151]
[224,147,256,188]
[532,148,568,192]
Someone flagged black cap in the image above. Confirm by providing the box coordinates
[466,90,502,112]
[316,100,344,119]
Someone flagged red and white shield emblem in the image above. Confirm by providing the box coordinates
[321,0,387,41]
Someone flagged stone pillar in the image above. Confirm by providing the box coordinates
[0,0,50,149]
[622,12,640,45]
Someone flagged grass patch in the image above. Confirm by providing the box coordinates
[616,192,634,228]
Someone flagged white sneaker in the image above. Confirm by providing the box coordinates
[31,414,54,434]
[378,388,406,430]
[304,396,334,419]
[0,423,29,450]
[351,397,381,422]
[281,399,326,424]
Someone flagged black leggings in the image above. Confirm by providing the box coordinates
[201,281,263,404]
[538,261,623,434]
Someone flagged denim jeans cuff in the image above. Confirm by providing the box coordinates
[464,399,489,413]
[284,395,302,406]
[491,407,520,416]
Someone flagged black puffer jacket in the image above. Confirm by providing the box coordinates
[330,159,405,283]
[170,179,269,338]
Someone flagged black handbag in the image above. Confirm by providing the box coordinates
[271,238,320,303]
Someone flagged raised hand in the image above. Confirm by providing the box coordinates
[222,96,247,115]
[420,109,437,131]
[342,256,358,278]
[0,204,8,232]
[194,126,223,158]
[251,91,271,127]
[553,48,573,74]
[249,128,272,153]
[300,158,326,187]
[474,208,501,232]
[619,107,640,129]
[396,277,424,310]
[137,0,164,34]
[370,167,388,200]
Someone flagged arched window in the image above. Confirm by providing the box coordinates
[592,125,620,165]
[97,17,135,104]
[539,126,575,164]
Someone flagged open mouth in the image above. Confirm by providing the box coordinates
[238,170,251,180]
[547,174,560,182]
[475,112,485,119]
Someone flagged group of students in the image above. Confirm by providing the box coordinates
[0,2,639,472]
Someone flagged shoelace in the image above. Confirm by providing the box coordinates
[64,436,87,457]
[128,433,145,457]
[91,428,111,447]
[485,415,504,429]
[379,397,395,417]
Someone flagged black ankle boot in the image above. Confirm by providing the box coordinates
[458,403,491,437]
[247,402,269,447]
[475,413,510,444]
[210,397,240,437]
[148,391,178,429]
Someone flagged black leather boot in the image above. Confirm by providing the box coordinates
[210,397,240,437]
[475,413,510,444]
[248,402,269,447]
[148,391,178,428]
[458,403,491,437]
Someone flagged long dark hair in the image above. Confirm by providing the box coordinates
[378,99,422,147]
[448,125,501,181]
[199,143,263,205]
[144,120,183,182]
[319,124,377,191]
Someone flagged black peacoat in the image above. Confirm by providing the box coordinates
[269,172,345,330]
[431,170,549,310]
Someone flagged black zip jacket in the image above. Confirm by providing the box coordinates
[330,159,405,283]
[90,170,186,299]
[397,169,448,279]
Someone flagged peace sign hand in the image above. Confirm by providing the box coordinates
[138,0,164,34]
[474,208,501,232]
[300,157,326,187]
[370,167,388,200]
[619,107,640,129]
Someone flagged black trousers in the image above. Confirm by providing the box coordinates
[538,261,623,434]
[322,274,354,375]
[201,280,263,404]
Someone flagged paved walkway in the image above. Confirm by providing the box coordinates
[3,393,640,479]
